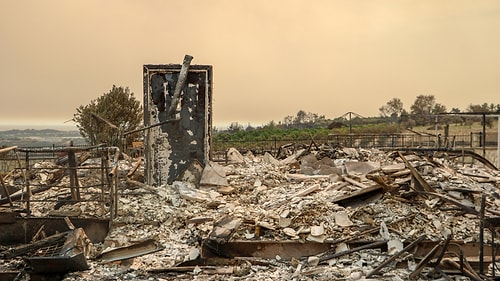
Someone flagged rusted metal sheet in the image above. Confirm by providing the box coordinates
[202,240,386,260]
[0,271,66,281]
[97,239,164,263]
[0,217,109,245]
[0,271,18,281]
[25,228,90,274]
[330,184,384,207]
[26,252,88,274]
[202,239,500,268]
[143,60,213,185]
[0,212,16,224]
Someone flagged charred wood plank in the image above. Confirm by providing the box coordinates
[397,151,435,193]
[168,54,193,118]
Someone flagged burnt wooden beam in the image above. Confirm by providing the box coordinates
[168,54,193,118]
[397,151,435,193]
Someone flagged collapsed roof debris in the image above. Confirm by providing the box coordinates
[2,57,500,280]
[2,141,500,280]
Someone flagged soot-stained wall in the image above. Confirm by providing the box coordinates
[143,64,213,186]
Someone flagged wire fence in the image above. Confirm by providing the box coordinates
[211,132,498,162]
[0,145,119,220]
[2,132,497,169]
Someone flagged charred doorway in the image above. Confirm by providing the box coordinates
[143,58,212,186]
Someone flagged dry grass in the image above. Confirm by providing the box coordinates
[413,120,498,135]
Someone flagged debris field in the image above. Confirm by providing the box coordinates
[2,143,500,281]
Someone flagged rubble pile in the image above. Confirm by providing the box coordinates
[2,145,500,280]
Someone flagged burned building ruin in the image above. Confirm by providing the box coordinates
[143,55,213,186]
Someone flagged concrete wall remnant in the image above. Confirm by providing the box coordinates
[143,57,213,186]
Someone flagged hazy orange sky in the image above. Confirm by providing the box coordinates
[1,0,499,130]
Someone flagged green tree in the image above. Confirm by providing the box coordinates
[467,103,499,128]
[228,122,244,132]
[288,110,327,128]
[410,95,436,126]
[379,98,404,119]
[432,103,447,114]
[294,110,307,125]
[73,85,143,149]
[467,102,500,113]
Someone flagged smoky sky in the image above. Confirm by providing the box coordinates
[1,0,499,129]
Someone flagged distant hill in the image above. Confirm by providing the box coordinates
[0,129,87,147]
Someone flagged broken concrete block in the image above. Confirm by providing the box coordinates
[227,147,245,164]
[285,173,331,182]
[300,153,343,176]
[336,242,349,253]
[387,239,404,255]
[199,162,229,187]
[217,185,235,195]
[257,221,276,231]
[314,165,342,176]
[253,179,262,188]
[382,163,406,174]
[342,148,359,158]
[280,149,306,166]
[279,217,292,228]
[345,161,380,175]
[209,216,242,240]
[283,227,297,238]
[189,247,200,260]
[307,225,326,243]
[173,181,220,202]
[300,154,320,169]
[334,211,353,227]
[177,160,204,185]
[306,234,326,243]
[262,152,280,166]
[300,166,315,175]
[307,256,320,267]
[310,225,325,236]
[292,183,320,197]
